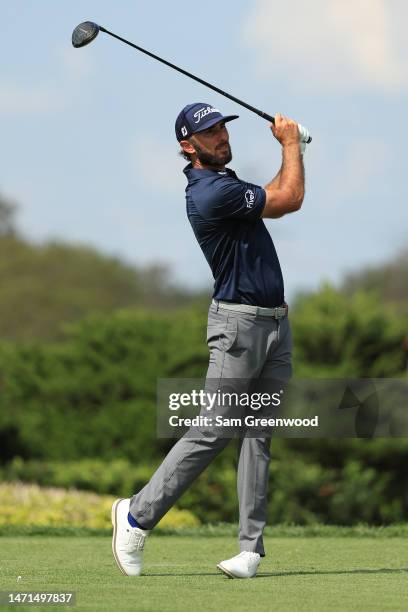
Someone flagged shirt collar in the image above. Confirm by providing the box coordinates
[183,163,237,182]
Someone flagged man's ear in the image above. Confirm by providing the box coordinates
[180,138,196,155]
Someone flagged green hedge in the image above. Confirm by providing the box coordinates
[0,286,406,464]
[292,285,406,377]
[0,482,199,529]
[0,308,208,462]
[3,439,407,525]
[0,286,406,525]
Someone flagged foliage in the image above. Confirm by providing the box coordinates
[0,285,406,462]
[342,248,408,309]
[0,235,209,342]
[2,440,407,525]
[0,482,199,529]
[291,284,407,376]
[0,308,208,462]
[0,284,406,526]
[0,194,18,237]
[1,191,407,530]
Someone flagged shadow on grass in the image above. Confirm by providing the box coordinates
[257,567,408,578]
[142,567,408,578]
[143,572,221,577]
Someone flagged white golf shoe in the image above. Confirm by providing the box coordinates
[217,551,261,579]
[111,498,149,576]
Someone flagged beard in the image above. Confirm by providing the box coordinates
[193,141,232,168]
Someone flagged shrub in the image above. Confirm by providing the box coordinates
[0,482,199,529]
[2,443,407,526]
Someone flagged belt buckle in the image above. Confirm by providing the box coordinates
[273,307,279,319]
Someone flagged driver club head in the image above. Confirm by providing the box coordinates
[72,21,100,48]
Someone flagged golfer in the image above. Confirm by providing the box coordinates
[112,103,305,578]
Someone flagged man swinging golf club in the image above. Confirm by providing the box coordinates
[112,103,305,579]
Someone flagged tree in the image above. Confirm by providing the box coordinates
[342,249,408,308]
[0,195,18,237]
[0,235,208,343]
[292,284,407,377]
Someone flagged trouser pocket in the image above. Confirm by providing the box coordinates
[206,316,238,352]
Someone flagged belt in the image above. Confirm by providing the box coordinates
[212,299,288,319]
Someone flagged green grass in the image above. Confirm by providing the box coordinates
[0,533,407,611]
[2,523,408,538]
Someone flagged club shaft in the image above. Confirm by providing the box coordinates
[99,26,275,124]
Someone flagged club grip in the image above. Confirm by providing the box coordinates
[298,123,312,144]
[261,112,312,144]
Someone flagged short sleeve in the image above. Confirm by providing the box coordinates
[193,176,265,221]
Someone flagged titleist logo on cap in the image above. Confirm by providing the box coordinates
[193,106,220,124]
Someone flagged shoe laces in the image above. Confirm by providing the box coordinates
[238,551,259,565]
[238,551,259,558]
[129,530,146,551]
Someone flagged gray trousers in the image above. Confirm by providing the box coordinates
[130,302,292,556]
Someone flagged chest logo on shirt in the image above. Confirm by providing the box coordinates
[245,189,255,208]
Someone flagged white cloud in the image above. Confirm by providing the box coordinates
[0,84,65,115]
[131,135,186,195]
[243,0,408,92]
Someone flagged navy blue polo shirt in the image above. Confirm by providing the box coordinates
[184,164,284,307]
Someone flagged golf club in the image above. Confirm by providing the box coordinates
[72,21,312,144]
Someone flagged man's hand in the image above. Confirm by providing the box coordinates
[271,113,300,147]
[262,113,305,219]
[271,114,307,154]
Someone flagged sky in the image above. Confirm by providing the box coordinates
[1,0,407,301]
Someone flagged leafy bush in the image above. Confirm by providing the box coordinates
[1,287,406,465]
[292,285,407,376]
[0,482,199,529]
[3,443,407,525]
[0,285,407,525]
[0,233,210,343]
[0,309,207,462]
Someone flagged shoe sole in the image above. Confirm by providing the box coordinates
[111,498,128,576]
[217,562,258,579]
[217,563,236,579]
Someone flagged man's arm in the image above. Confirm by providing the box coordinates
[264,169,282,191]
[262,114,305,219]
